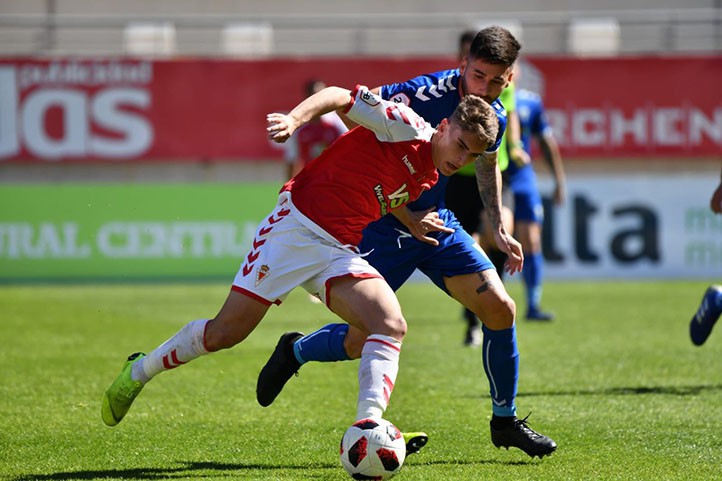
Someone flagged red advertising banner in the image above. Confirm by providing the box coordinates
[529,56,722,158]
[0,56,719,162]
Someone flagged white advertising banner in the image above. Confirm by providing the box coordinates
[536,173,721,279]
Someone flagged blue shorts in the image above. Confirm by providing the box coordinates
[514,189,544,223]
[509,164,543,224]
[359,209,494,293]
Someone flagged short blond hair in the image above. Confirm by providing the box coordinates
[451,94,499,150]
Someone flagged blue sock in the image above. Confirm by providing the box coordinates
[482,325,519,417]
[523,252,544,312]
[293,323,351,365]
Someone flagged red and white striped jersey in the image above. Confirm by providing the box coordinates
[281,85,439,246]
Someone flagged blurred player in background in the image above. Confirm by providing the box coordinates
[257,26,557,459]
[508,69,566,321]
[102,86,499,441]
[284,79,347,180]
[689,161,722,345]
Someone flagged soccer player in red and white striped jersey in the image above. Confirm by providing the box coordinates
[101,85,499,432]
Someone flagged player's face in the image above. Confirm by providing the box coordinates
[432,119,487,176]
[459,57,513,103]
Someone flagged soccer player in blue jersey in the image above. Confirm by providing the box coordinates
[509,85,566,320]
[689,161,722,345]
[257,26,557,459]
[447,31,522,346]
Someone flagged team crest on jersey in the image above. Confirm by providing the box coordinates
[389,93,410,106]
[255,264,270,286]
[360,90,380,106]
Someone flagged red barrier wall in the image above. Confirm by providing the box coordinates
[1,56,719,162]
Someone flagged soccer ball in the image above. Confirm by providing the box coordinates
[339,418,406,480]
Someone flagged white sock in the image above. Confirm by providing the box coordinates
[356,334,402,420]
[131,319,210,383]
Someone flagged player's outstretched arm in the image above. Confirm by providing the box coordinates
[539,133,566,205]
[267,86,351,143]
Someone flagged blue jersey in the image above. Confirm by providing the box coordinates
[357,68,505,291]
[379,68,507,213]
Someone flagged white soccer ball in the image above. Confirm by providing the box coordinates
[339,418,406,480]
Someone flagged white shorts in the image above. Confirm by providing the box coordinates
[232,192,383,306]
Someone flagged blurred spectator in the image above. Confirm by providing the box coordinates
[457,30,475,63]
[284,79,347,180]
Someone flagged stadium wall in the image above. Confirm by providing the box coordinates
[0,55,719,282]
[0,55,720,162]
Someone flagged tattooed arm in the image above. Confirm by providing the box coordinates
[475,152,524,275]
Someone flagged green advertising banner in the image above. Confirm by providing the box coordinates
[0,183,281,281]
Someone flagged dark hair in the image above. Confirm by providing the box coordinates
[451,94,498,150]
[469,25,521,67]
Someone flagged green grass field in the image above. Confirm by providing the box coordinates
[2,280,721,480]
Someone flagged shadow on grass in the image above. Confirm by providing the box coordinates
[11,457,535,480]
[519,383,722,398]
[414,458,534,467]
[10,461,335,481]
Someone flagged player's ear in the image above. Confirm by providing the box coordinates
[437,118,449,134]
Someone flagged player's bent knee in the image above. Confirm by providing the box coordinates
[349,317,405,356]
[479,294,516,330]
[376,315,407,342]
